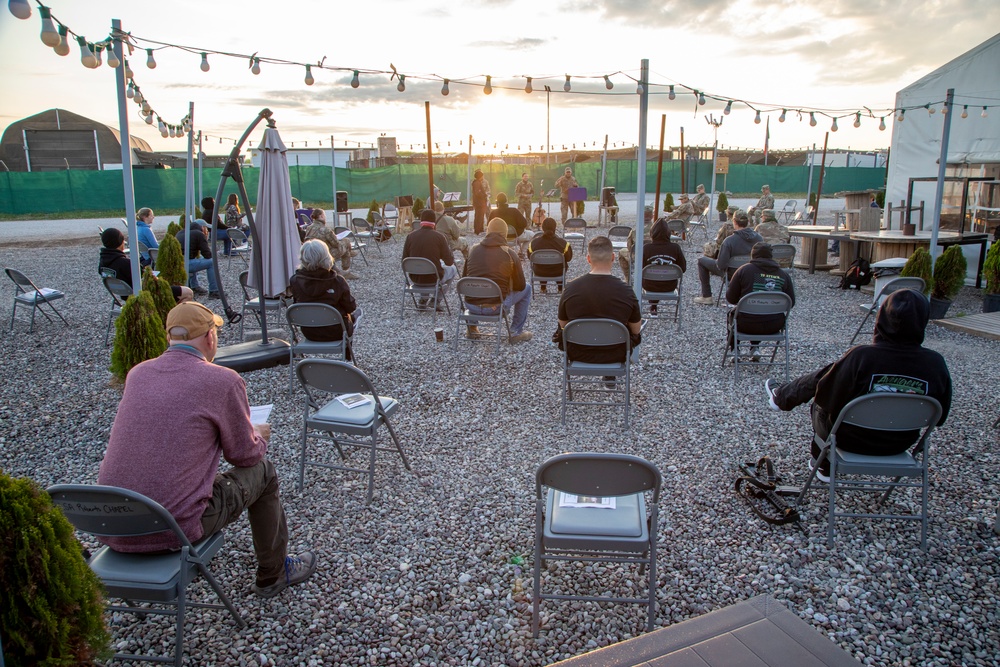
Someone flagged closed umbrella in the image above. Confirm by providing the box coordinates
[250,126,300,298]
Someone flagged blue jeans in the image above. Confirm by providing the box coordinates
[216,229,232,255]
[187,258,219,292]
[466,284,532,335]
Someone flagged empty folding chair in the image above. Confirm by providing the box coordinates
[352,218,384,255]
[238,270,285,340]
[337,225,368,266]
[563,218,587,251]
[5,267,68,332]
[849,277,925,346]
[226,228,252,268]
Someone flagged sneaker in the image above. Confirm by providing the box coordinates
[341,270,361,280]
[649,304,658,316]
[251,552,318,598]
[750,346,761,362]
[208,291,221,300]
[809,459,831,484]
[602,375,618,389]
[466,325,482,339]
[764,379,782,411]
[190,285,208,295]
[693,296,714,305]
[509,331,533,344]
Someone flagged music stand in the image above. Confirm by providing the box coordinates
[544,189,559,216]
[443,192,461,202]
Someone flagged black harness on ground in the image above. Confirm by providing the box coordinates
[734,456,805,529]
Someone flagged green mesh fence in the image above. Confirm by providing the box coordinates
[0,162,885,216]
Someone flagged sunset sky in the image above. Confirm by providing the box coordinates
[1,0,997,157]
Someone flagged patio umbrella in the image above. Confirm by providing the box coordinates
[250,126,300,298]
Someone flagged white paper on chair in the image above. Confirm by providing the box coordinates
[335,393,372,409]
[558,494,616,509]
[336,230,352,240]
[250,404,273,424]
[23,287,61,300]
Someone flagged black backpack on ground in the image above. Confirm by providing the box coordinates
[839,257,872,290]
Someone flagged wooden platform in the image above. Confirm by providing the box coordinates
[551,595,861,667]
[934,311,1000,341]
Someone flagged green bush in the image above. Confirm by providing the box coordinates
[716,192,729,214]
[413,197,426,216]
[931,245,968,301]
[366,199,380,224]
[110,290,167,382]
[983,241,1000,295]
[142,267,176,325]
[165,220,181,238]
[808,192,818,209]
[155,234,187,287]
[875,190,885,209]
[0,473,111,664]
[664,193,674,212]
[900,247,932,294]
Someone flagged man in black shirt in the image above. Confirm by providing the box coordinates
[558,236,642,363]
[175,221,219,297]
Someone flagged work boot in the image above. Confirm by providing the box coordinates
[466,325,481,339]
[251,552,318,598]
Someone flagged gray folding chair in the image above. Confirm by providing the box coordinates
[339,224,369,266]
[147,247,158,270]
[561,318,632,428]
[777,199,798,223]
[795,394,943,549]
[226,228,251,268]
[295,359,410,502]
[47,484,245,667]
[722,291,792,382]
[528,249,567,295]
[401,257,450,321]
[5,267,67,332]
[532,452,661,637]
[352,217,384,255]
[849,277,926,346]
[102,275,133,346]
[641,263,683,329]
[238,270,285,339]
[715,254,751,306]
[687,212,709,241]
[771,243,797,269]
[454,277,510,353]
[607,225,631,251]
[665,218,687,243]
[563,217,587,251]
[286,302,353,393]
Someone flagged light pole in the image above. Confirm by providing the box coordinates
[705,114,723,222]
[545,85,552,166]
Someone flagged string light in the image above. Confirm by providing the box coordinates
[698,91,706,105]
[754,110,761,124]
[983,107,989,118]
[251,57,261,75]
[604,75,613,90]
[145,112,153,125]
[524,77,532,94]
[396,74,405,92]
[483,75,492,95]
[351,70,359,88]
[831,117,838,132]
[897,109,905,122]
[724,100,732,115]
[853,112,861,128]
[441,78,449,96]
[199,52,210,72]
[8,0,31,19]
[778,109,786,123]
[564,75,571,92]
[53,24,69,55]
[77,37,98,68]
[126,81,134,99]
[124,58,133,78]
[145,48,156,69]
[668,85,675,100]
[39,6,59,46]
[106,43,120,69]
[133,87,143,103]
[879,116,886,131]
[926,103,934,115]
[636,82,644,95]
[809,112,817,127]
[961,105,968,118]
[304,64,313,85]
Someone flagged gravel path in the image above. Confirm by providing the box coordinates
[1,217,998,667]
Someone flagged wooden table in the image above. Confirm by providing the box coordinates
[849,230,989,287]
[787,225,853,274]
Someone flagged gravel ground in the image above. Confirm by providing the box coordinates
[1,214,998,667]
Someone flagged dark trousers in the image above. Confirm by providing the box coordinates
[200,458,288,587]
[726,312,785,348]
[473,201,488,234]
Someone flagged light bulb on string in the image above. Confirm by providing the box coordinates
[251,57,261,75]
[698,91,706,105]
[854,112,861,128]
[636,82,644,95]
[524,77,532,93]
[668,85,675,100]
[8,0,31,19]
[897,110,905,122]
[304,64,314,85]
[106,44,120,68]
[983,107,989,118]
[778,109,786,122]
[161,127,169,138]
[397,75,405,92]
[484,76,492,95]
[941,103,948,114]
[177,125,185,138]
[126,82,135,99]
[926,104,934,115]
[724,100,732,115]
[141,100,150,114]
[604,75,613,90]
[878,116,886,131]
[77,37,98,68]
[133,88,142,104]
[441,78,449,95]
[831,117,839,132]
[809,112,817,127]
[350,70,359,88]
[146,48,156,69]
[124,59,133,78]
[564,75,571,92]
[53,24,70,55]
[39,7,60,47]
[92,44,103,67]
[200,53,210,72]
[961,105,968,118]
[169,125,177,138]
[144,112,153,125]
[754,110,761,124]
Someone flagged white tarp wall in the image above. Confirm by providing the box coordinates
[884,32,1000,225]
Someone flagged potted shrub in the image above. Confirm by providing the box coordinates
[664,193,674,213]
[900,247,932,295]
[110,290,168,382]
[155,234,187,289]
[716,192,729,221]
[982,241,1000,313]
[142,267,176,325]
[0,473,111,664]
[165,219,182,238]
[365,199,380,224]
[929,245,967,319]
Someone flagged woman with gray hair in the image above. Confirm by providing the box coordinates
[288,239,359,359]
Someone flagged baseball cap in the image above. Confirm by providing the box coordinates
[165,302,223,340]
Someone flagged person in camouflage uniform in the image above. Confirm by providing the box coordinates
[554,167,579,223]
[665,193,696,236]
[751,184,775,224]
[514,173,534,221]
[703,206,739,259]
[692,184,711,216]
[433,201,469,260]
[755,209,791,244]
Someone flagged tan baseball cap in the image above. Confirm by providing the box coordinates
[165,301,223,339]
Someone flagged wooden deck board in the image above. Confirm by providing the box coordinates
[933,312,1000,341]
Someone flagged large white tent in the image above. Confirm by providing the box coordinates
[884,32,1000,229]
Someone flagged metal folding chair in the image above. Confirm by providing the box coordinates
[771,243,797,269]
[5,267,67,332]
[641,263,683,329]
[226,228,251,268]
[102,275,132,346]
[561,318,632,428]
[338,224,369,266]
[454,277,510,353]
[849,277,925,346]
[528,249,567,295]
[722,291,792,382]
[238,270,285,340]
[715,254,751,306]
[401,257,450,321]
[563,217,587,251]
[352,217,384,255]
[286,302,352,393]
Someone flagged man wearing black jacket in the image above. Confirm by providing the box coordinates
[403,210,458,310]
[726,242,794,355]
[176,221,220,297]
[765,288,951,480]
[463,217,532,343]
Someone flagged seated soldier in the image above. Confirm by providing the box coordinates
[704,206,739,259]
[754,210,791,244]
[527,217,573,293]
[725,242,795,359]
[765,289,951,482]
[642,219,687,315]
[433,201,469,261]
[665,193,696,235]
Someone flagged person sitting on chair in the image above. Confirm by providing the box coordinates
[489,192,530,259]
[725,242,795,358]
[558,235,641,364]
[135,207,159,266]
[175,221,221,298]
[402,210,459,310]
[100,227,193,303]
[527,217,573,294]
[754,209,791,245]
[665,193,696,233]
[749,184,775,225]
[304,209,359,281]
[289,239,359,360]
[642,219,687,315]
[703,206,739,259]
[433,201,469,260]
[694,211,761,305]
[98,301,318,598]
[692,184,711,217]
[764,289,951,482]
[463,217,533,344]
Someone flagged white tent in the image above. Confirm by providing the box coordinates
[884,32,1000,228]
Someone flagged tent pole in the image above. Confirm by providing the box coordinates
[929,88,954,265]
[111,19,140,294]
[653,115,666,219]
[425,102,435,209]
[184,102,195,280]
[633,59,649,300]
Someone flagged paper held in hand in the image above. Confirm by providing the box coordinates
[558,494,616,509]
[250,404,273,424]
[336,393,373,409]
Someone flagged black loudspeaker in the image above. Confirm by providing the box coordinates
[602,186,618,208]
[396,195,413,207]
[336,191,349,213]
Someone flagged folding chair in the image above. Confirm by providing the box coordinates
[238,270,285,339]
[607,225,631,251]
[561,318,632,428]
[382,203,399,233]
[454,277,510,353]
[295,359,410,502]
[102,275,132,346]
[47,484,245,667]
[147,247,158,270]
[777,200,797,223]
[5,267,67,332]
[722,291,792,382]
[337,224,369,266]
[849,277,925,346]
[401,257,450,321]
[771,243,797,269]
[352,217,384,255]
[528,249,567,295]
[795,394,943,549]
[641,264,683,329]
[687,212,709,241]
[563,217,587,251]
[532,452,661,637]
[370,210,395,242]
[286,302,353,393]
[715,254,751,306]
[665,218,686,243]
[226,228,252,268]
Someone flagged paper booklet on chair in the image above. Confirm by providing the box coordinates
[558,494,616,509]
[336,230,353,240]
[336,393,373,409]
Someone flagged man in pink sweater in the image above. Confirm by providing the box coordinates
[98,302,317,598]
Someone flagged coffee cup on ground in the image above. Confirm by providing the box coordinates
[434,327,444,342]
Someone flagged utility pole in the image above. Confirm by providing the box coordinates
[705,114,724,223]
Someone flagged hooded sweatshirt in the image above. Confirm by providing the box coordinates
[288,267,356,342]
[642,220,687,293]
[717,226,763,273]
[812,289,951,454]
[463,232,525,303]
